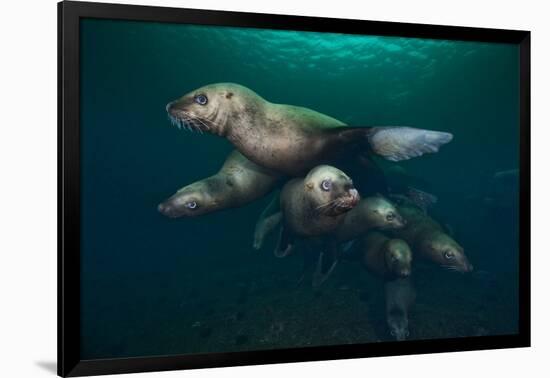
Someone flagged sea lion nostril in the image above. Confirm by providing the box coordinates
[165,102,173,113]
[158,203,170,215]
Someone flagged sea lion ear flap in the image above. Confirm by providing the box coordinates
[305,182,314,191]
[365,126,453,162]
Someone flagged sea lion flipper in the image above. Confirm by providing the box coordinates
[274,226,295,258]
[366,127,453,162]
[312,243,341,287]
[312,251,339,287]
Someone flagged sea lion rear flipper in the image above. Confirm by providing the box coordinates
[365,127,453,162]
[274,226,295,258]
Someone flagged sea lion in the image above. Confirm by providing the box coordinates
[276,165,360,287]
[356,231,412,279]
[334,195,406,242]
[166,83,454,176]
[390,201,473,273]
[275,165,359,258]
[385,277,416,341]
[253,194,405,250]
[158,150,281,218]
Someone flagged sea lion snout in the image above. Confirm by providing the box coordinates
[398,268,411,278]
[158,202,178,218]
[348,188,360,206]
[395,214,407,228]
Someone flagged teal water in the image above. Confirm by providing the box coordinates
[80,18,520,359]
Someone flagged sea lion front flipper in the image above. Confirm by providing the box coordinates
[365,127,453,162]
[296,247,319,287]
[312,242,340,287]
[312,252,339,287]
[253,192,282,250]
[274,226,295,258]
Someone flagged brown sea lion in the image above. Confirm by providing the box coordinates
[275,165,359,258]
[334,196,406,242]
[166,83,453,176]
[357,231,412,279]
[390,201,473,273]
[158,150,280,218]
[385,277,416,341]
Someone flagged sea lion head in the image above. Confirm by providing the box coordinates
[305,165,360,216]
[166,83,263,137]
[158,181,220,218]
[387,308,410,341]
[423,233,473,273]
[384,239,413,278]
[362,196,406,229]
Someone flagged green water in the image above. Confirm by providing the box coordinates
[80,18,519,359]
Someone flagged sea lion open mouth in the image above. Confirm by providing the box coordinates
[336,189,360,211]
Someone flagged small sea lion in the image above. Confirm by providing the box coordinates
[385,277,416,341]
[334,195,406,242]
[357,231,412,279]
[166,83,453,176]
[390,201,473,273]
[158,150,280,217]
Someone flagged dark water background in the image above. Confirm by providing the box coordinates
[80,18,519,359]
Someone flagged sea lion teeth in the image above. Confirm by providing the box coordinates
[166,83,453,176]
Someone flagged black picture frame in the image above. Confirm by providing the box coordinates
[58,1,531,376]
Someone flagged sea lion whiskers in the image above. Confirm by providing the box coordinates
[172,109,211,133]
[314,198,342,213]
[168,113,197,132]
[441,264,461,273]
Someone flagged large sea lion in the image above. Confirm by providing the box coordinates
[390,201,473,273]
[158,150,281,217]
[355,231,412,279]
[385,277,416,341]
[166,83,453,177]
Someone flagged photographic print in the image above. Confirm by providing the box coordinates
[59,2,529,376]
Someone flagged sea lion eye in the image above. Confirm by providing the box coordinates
[321,180,332,191]
[444,250,455,259]
[185,201,198,209]
[386,212,395,221]
[194,94,208,105]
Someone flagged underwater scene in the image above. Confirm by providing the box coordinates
[80,18,520,359]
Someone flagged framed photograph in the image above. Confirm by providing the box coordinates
[58,1,530,376]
